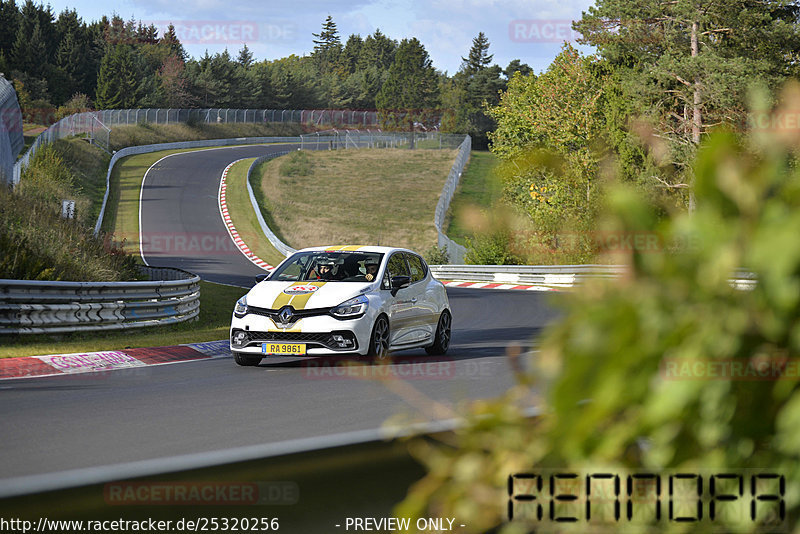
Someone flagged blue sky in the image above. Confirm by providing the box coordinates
[42,0,595,75]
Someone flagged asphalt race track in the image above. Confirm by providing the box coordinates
[0,144,563,488]
[138,144,298,286]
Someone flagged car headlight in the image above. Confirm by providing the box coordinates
[234,296,248,318]
[330,295,368,319]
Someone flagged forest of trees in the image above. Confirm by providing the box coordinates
[4,0,799,242]
[475,0,800,264]
[0,3,528,148]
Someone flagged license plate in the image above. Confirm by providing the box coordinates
[262,343,306,355]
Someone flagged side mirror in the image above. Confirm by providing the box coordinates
[254,274,268,285]
[390,275,410,296]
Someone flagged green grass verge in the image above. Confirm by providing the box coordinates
[52,138,110,223]
[258,148,458,252]
[0,280,244,358]
[224,158,287,267]
[444,150,502,245]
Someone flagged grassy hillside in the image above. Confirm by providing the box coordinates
[109,121,306,151]
[444,150,502,245]
[257,148,457,252]
[1,141,137,281]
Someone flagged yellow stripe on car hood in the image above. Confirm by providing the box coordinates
[270,281,327,310]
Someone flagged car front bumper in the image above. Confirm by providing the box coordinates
[230,312,374,356]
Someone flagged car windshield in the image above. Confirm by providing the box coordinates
[270,251,384,282]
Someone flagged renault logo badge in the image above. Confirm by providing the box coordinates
[278,307,293,324]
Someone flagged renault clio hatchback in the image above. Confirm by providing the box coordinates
[230,246,452,365]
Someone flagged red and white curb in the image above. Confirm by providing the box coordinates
[218,160,274,271]
[440,280,561,292]
[0,340,230,381]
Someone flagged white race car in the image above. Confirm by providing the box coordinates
[230,246,452,365]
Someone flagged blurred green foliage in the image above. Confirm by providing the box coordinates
[395,88,800,533]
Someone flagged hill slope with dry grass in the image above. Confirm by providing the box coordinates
[257,148,457,252]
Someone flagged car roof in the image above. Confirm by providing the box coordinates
[297,245,418,255]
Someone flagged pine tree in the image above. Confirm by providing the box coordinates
[0,0,19,57]
[11,19,47,78]
[376,38,439,131]
[80,19,106,98]
[311,15,342,74]
[461,32,492,74]
[503,59,532,80]
[52,30,81,103]
[237,44,253,68]
[312,15,340,54]
[160,24,187,62]
[95,44,138,109]
[357,29,396,71]
[270,67,293,109]
[250,62,273,108]
[341,34,362,74]
[445,32,504,147]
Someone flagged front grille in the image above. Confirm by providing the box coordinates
[246,305,332,324]
[232,330,357,351]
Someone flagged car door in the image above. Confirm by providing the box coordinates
[384,252,416,346]
[403,252,437,344]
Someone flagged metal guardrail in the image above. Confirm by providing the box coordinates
[429,264,758,290]
[429,264,626,287]
[299,130,467,151]
[434,136,471,263]
[94,137,302,236]
[0,266,200,334]
[246,152,296,258]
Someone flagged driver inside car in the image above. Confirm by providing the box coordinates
[310,260,335,280]
[364,261,379,282]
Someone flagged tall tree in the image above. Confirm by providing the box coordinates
[376,37,439,131]
[0,0,19,58]
[503,59,531,80]
[160,24,187,62]
[95,44,138,108]
[357,29,396,71]
[460,31,492,74]
[157,54,191,107]
[574,0,800,199]
[311,15,342,75]
[341,34,363,74]
[52,9,87,104]
[445,32,504,147]
[11,19,47,78]
[236,44,253,68]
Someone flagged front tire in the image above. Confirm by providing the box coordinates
[233,352,262,366]
[425,310,451,355]
[367,315,390,359]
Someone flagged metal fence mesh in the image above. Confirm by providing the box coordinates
[12,108,384,186]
